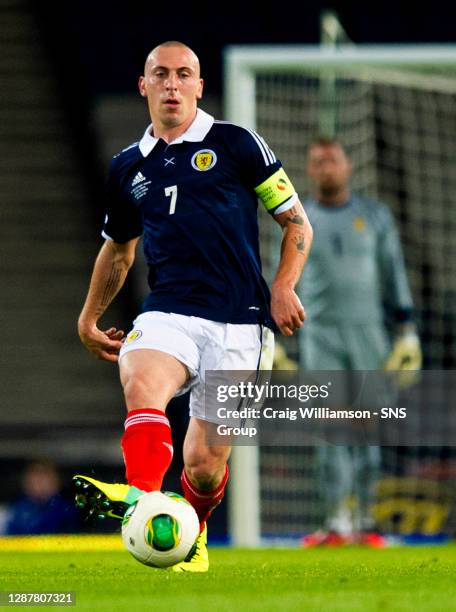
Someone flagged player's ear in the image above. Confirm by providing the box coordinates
[196,78,204,100]
[138,76,147,98]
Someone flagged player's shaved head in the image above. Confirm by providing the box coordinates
[145,41,200,77]
[139,41,204,139]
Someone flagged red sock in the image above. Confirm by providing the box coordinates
[181,465,229,531]
[121,408,173,492]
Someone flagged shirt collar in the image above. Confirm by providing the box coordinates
[138,108,214,157]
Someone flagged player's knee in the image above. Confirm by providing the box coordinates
[122,373,173,409]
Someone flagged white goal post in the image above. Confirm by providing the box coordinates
[225,44,456,129]
[224,44,456,547]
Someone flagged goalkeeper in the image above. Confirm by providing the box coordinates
[299,137,421,547]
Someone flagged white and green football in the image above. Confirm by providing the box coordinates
[121,491,199,568]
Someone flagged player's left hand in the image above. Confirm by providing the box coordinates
[271,283,306,336]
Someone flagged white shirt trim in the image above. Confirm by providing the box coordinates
[138,108,215,157]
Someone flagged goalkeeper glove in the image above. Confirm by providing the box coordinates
[383,325,422,388]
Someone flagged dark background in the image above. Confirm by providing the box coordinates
[38,1,456,99]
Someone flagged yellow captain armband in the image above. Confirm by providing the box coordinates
[254,168,296,212]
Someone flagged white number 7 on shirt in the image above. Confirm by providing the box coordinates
[165,185,178,215]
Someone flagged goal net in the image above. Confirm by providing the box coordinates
[224,44,456,544]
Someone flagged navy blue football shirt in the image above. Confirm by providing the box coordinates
[102,109,297,329]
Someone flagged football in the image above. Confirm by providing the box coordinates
[121,491,200,568]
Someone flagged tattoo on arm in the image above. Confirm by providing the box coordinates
[288,214,304,225]
[282,206,304,227]
[293,234,306,252]
[101,264,122,308]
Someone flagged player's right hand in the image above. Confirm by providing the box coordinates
[78,323,125,362]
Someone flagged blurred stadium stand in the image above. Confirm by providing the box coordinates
[0,1,227,536]
[0,0,132,479]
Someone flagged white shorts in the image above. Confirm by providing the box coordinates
[119,311,275,420]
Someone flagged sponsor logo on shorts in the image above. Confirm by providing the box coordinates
[125,330,143,344]
[191,149,217,171]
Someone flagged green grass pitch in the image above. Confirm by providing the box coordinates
[1,536,456,611]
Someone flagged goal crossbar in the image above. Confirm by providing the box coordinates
[224,44,456,129]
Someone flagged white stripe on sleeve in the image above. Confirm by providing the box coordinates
[259,134,276,164]
[247,129,271,166]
